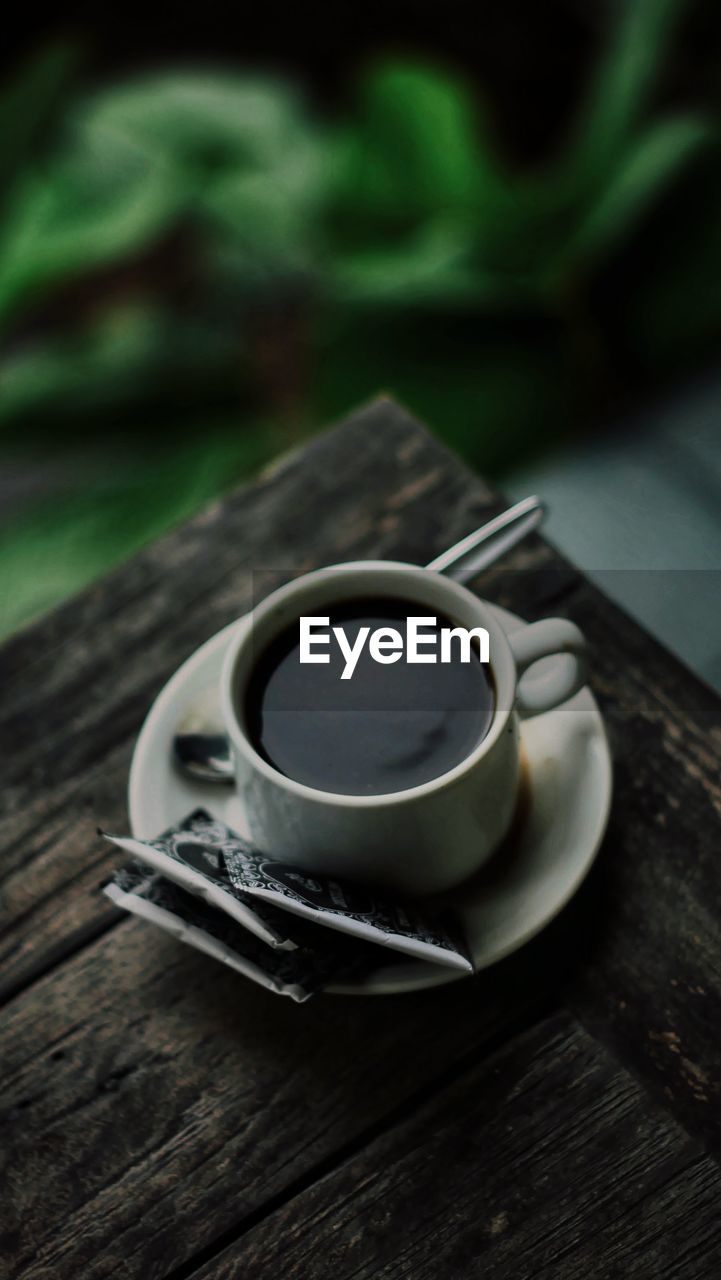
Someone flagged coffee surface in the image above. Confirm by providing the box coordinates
[243,597,495,795]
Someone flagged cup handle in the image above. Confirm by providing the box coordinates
[507,619,587,718]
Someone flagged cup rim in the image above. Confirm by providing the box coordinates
[220,561,517,809]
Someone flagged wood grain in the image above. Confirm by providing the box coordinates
[1,915,555,1280]
[1,398,720,1280]
[191,1013,721,1280]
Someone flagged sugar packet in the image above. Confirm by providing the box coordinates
[103,865,368,1002]
[103,809,471,973]
[100,811,296,950]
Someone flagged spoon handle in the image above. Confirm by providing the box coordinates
[425,495,545,583]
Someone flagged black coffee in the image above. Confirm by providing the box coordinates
[243,597,495,796]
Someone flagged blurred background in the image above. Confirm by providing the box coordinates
[1,0,720,683]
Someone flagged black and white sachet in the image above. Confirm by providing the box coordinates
[104,865,360,1002]
[102,809,472,972]
[101,810,295,950]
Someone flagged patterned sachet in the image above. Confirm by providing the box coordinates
[102,808,471,972]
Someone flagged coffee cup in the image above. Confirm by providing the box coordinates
[220,562,587,895]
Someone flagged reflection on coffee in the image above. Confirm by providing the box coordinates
[244,597,495,796]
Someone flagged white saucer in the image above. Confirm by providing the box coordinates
[129,604,612,995]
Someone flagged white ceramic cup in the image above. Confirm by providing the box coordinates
[220,562,587,896]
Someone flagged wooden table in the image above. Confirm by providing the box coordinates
[2,399,721,1280]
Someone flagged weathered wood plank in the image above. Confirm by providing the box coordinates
[2,398,721,1280]
[546,582,721,1148]
[188,1012,721,1280]
[1,915,555,1280]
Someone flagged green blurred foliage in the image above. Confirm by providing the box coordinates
[0,427,269,635]
[1,0,720,635]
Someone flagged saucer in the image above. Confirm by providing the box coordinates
[129,604,612,995]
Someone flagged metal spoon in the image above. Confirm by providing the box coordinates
[172,495,545,783]
[173,686,236,782]
[426,493,545,581]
